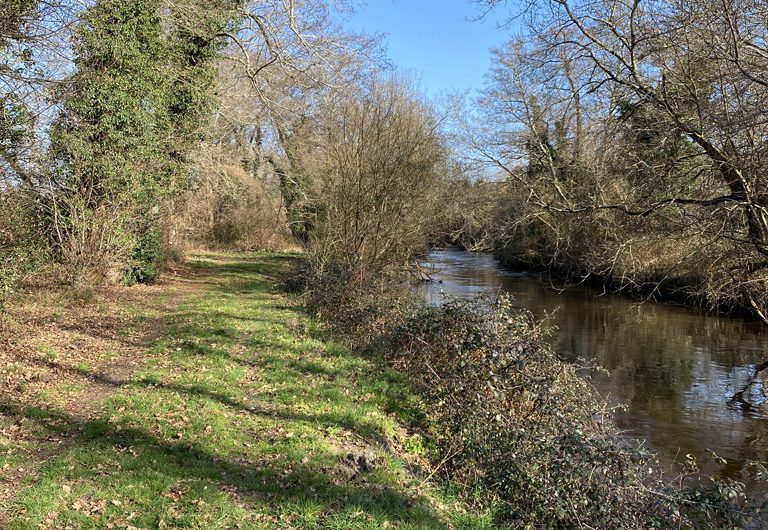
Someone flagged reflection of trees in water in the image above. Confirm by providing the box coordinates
[731,363,768,412]
[424,251,768,484]
[536,286,767,474]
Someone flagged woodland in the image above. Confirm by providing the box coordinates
[1,0,767,528]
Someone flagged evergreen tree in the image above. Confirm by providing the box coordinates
[1,0,37,183]
[52,0,235,283]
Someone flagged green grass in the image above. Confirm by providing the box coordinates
[2,253,494,529]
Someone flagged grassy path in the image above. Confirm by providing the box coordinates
[0,253,492,529]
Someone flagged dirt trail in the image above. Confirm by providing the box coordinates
[0,267,203,519]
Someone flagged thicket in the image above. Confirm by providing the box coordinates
[447,0,768,323]
[300,267,766,528]
[169,146,292,252]
[305,80,445,284]
[0,187,48,301]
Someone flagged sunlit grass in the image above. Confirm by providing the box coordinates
[3,252,494,529]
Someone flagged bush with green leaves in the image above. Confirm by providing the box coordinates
[125,216,162,285]
[304,271,765,528]
[0,188,48,304]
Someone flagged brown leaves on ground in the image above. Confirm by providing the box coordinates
[1,266,208,409]
[0,265,204,520]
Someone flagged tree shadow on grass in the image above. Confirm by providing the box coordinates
[36,356,407,454]
[0,399,448,529]
[36,252,427,434]
[6,254,447,528]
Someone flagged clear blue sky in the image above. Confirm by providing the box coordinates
[346,1,511,98]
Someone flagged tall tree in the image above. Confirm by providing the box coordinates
[479,0,768,320]
[0,0,38,184]
[216,0,379,242]
[52,0,235,283]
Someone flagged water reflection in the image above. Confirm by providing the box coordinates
[420,250,768,486]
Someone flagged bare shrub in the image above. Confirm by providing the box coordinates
[52,196,135,286]
[308,79,445,284]
[168,145,292,252]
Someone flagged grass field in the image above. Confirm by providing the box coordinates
[0,253,493,529]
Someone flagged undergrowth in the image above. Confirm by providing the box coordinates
[303,267,767,529]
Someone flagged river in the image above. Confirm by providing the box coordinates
[420,249,768,490]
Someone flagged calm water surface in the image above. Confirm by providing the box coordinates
[420,250,768,487]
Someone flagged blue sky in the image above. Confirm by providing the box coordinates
[346,1,512,98]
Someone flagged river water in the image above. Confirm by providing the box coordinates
[420,249,768,488]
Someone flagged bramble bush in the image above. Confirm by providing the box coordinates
[388,295,662,528]
[302,266,765,528]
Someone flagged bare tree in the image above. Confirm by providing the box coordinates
[309,77,446,283]
[209,0,381,239]
[163,0,384,250]
[477,0,768,320]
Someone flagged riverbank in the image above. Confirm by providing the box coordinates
[494,246,765,321]
[0,252,493,529]
[420,249,768,482]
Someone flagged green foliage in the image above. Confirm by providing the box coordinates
[125,217,162,285]
[52,0,175,205]
[0,94,34,172]
[286,200,313,242]
[0,188,48,304]
[51,0,235,284]
[0,0,36,48]
[167,1,237,143]
[614,99,700,196]
[311,283,660,527]
[524,95,559,181]
[391,296,662,528]
[50,0,171,283]
[1,0,37,181]
[276,163,313,242]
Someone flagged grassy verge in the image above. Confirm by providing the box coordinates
[0,252,493,529]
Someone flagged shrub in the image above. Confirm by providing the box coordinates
[308,79,445,284]
[53,197,134,286]
[125,216,162,285]
[169,155,292,252]
[390,295,663,528]
[304,272,658,526]
[0,187,49,303]
[303,270,764,528]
